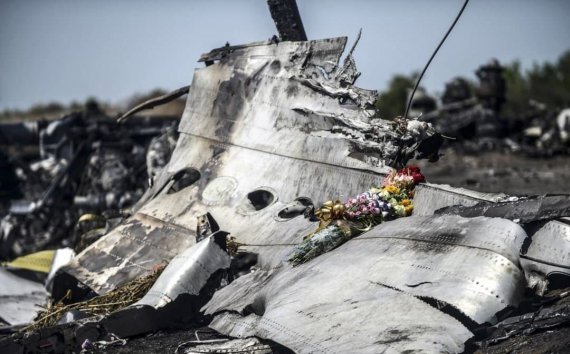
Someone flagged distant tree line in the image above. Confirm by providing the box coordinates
[0,89,185,123]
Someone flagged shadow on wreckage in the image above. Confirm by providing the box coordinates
[2,2,570,354]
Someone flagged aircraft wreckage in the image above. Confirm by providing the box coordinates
[2,1,570,353]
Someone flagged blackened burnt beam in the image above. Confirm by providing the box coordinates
[117,85,190,123]
[267,0,307,41]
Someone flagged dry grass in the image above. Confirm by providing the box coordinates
[23,265,165,332]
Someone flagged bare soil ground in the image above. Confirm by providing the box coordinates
[415,149,570,195]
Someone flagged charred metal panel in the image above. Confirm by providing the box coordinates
[203,215,526,352]
[520,218,570,292]
[209,289,471,354]
[62,37,440,294]
[178,37,412,169]
[267,0,307,41]
[95,233,232,338]
[434,195,570,224]
[63,214,196,294]
[414,184,570,296]
[412,183,506,216]
[354,215,526,323]
[477,299,570,348]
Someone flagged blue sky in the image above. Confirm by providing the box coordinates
[1,0,569,110]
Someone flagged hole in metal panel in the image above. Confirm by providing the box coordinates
[277,197,314,220]
[247,189,275,211]
[167,168,201,194]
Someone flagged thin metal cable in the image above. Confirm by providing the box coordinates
[404,0,470,119]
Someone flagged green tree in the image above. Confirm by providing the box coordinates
[502,60,530,119]
[503,50,570,120]
[374,73,417,119]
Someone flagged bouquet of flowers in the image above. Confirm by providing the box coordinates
[289,166,425,266]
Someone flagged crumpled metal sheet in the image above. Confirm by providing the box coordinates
[62,36,435,294]
[62,214,196,295]
[412,183,506,217]
[351,215,526,323]
[177,37,406,169]
[0,268,47,325]
[203,215,527,353]
[520,218,570,293]
[91,232,232,338]
[135,232,230,308]
[434,195,570,224]
[413,184,570,295]
[478,299,570,347]
[209,291,471,354]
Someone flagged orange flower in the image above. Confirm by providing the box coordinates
[401,199,412,206]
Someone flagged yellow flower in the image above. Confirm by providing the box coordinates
[383,185,400,194]
[405,205,414,216]
[401,199,412,206]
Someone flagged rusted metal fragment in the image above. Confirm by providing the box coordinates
[203,215,526,352]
